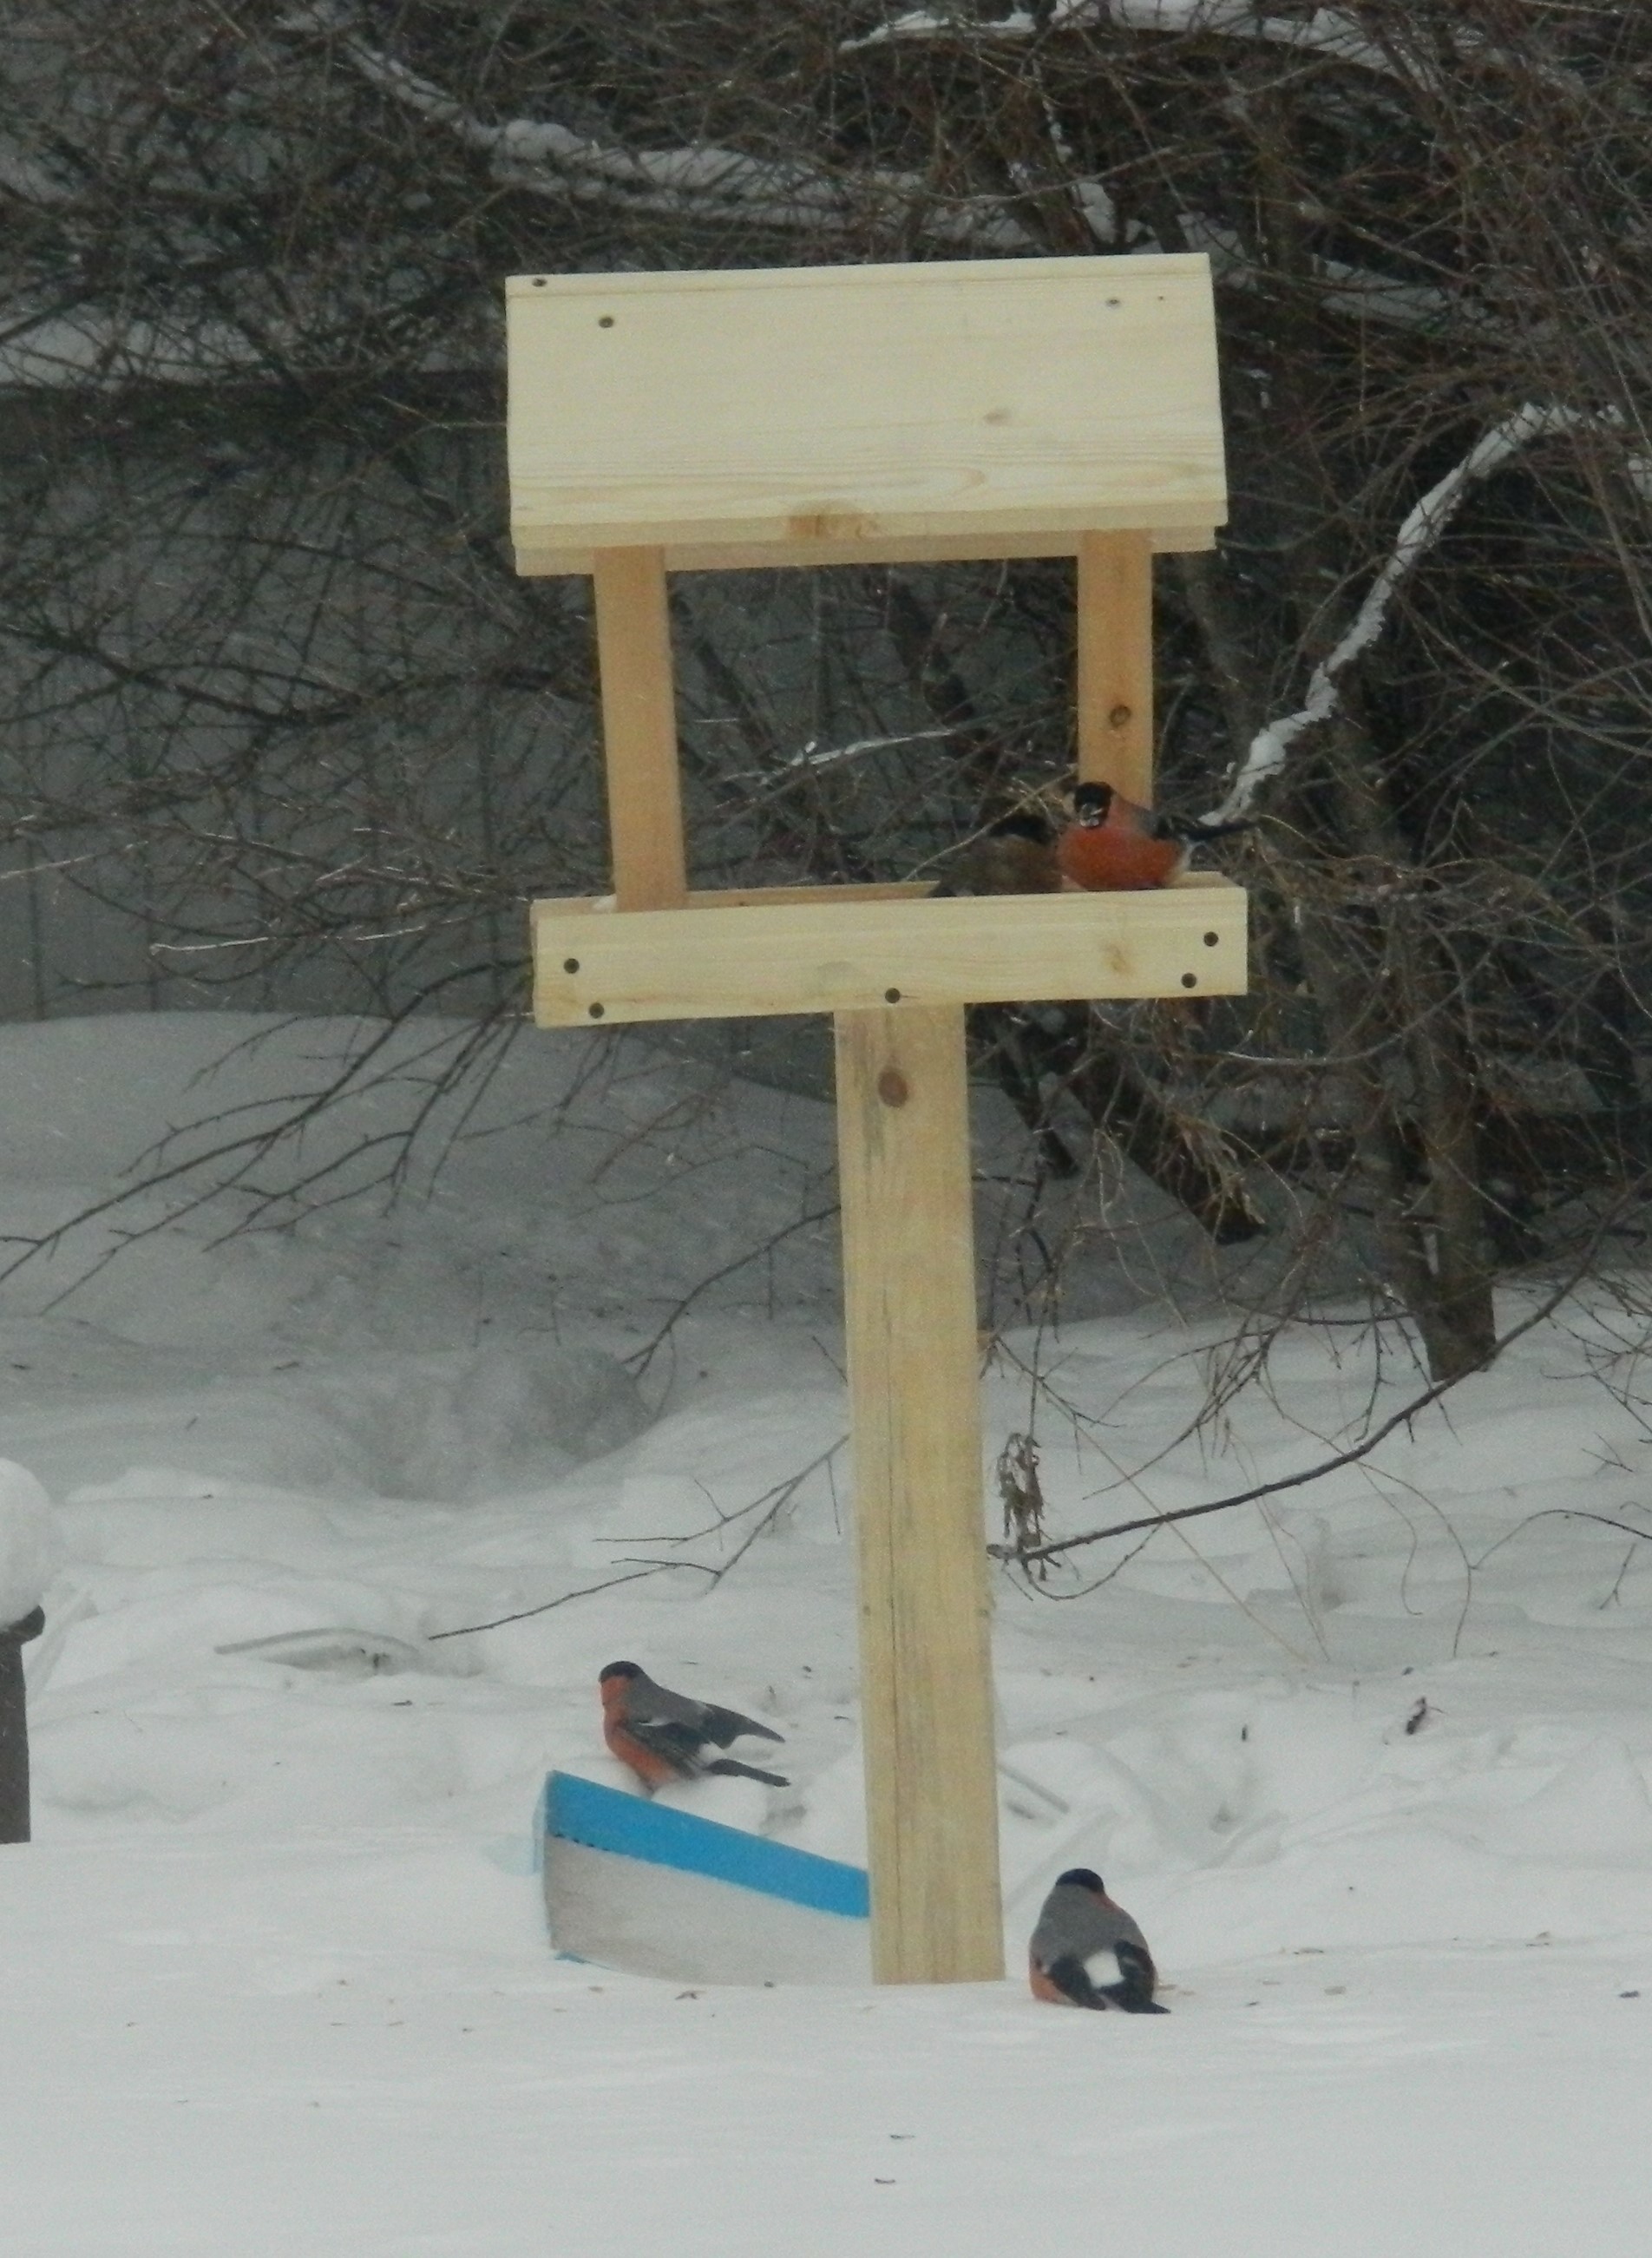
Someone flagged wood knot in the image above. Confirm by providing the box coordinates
[876,1068,910,1107]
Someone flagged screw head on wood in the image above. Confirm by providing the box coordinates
[1181,973,1197,989]
[588,1002,606,1018]
[563,957,580,973]
[1107,703,1133,728]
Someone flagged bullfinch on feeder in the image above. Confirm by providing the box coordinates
[1056,781,1249,892]
[1028,1867,1168,2012]
[947,809,1064,896]
[599,1660,790,1791]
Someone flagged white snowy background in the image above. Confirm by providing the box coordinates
[1,1011,1649,2255]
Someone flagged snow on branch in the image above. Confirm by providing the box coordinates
[844,3,1589,98]
[288,8,1031,251]
[1210,404,1634,823]
[844,3,1398,78]
[730,725,961,791]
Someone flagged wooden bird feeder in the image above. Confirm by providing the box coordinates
[507,253,1241,1986]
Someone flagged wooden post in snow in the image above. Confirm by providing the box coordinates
[507,254,1237,1984]
[835,1004,1001,1981]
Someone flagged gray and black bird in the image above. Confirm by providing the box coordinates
[599,1660,789,1791]
[1028,1867,1167,2012]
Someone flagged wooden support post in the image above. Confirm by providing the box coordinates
[1077,528,1155,802]
[592,546,688,909]
[834,1004,1003,1984]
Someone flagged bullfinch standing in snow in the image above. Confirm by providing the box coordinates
[1029,1867,1168,2012]
[599,1660,790,1791]
[1056,781,1249,892]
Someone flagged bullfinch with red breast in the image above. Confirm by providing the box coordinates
[599,1660,790,1791]
[1057,781,1249,893]
[1029,1867,1168,2012]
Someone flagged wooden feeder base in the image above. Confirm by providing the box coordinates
[532,876,1246,1028]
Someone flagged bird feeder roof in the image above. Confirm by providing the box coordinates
[506,253,1226,574]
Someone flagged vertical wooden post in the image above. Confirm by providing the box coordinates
[591,546,688,909]
[1076,529,1155,801]
[835,1004,1003,1984]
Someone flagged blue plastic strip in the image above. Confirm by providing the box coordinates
[543,1771,869,1920]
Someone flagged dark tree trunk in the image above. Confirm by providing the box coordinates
[0,1607,44,1845]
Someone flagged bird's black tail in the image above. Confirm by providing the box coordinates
[1046,1945,1168,2014]
[705,1758,790,1788]
[1044,1954,1105,2008]
[700,1702,785,1748]
[1109,1940,1168,2012]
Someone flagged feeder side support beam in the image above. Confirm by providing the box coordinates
[592,546,687,909]
[835,1003,1004,1984]
[1077,528,1154,803]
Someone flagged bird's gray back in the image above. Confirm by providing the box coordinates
[1032,1884,1149,1964]
[630,1671,713,1732]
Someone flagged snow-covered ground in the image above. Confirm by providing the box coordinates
[2,1013,1650,2255]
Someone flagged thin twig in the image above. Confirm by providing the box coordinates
[993,1279,1583,1568]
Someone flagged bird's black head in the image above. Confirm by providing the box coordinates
[600,1660,643,1684]
[1056,1867,1105,1893]
[1072,783,1113,826]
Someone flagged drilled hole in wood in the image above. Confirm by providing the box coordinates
[588,1002,606,1018]
[1181,974,1197,989]
[877,1069,910,1107]
[531,278,547,287]
[1107,703,1132,727]
[563,957,580,973]
[1203,931,1219,948]
[884,987,902,1003]
[598,316,615,327]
